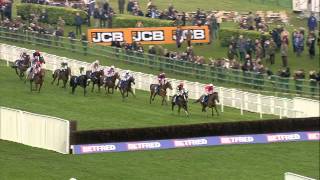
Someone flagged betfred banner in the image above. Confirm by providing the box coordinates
[87,26,210,45]
[72,131,319,154]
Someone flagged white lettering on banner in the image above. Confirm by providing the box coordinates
[307,132,320,140]
[92,32,124,43]
[220,136,254,144]
[172,29,206,40]
[132,31,164,42]
[174,139,207,147]
[267,134,301,142]
[81,145,116,153]
[127,142,161,150]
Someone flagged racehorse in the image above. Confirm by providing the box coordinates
[194,92,220,116]
[11,56,31,79]
[70,75,88,96]
[116,76,135,101]
[149,81,173,105]
[86,70,104,92]
[28,69,45,92]
[172,91,189,117]
[103,72,120,94]
[51,67,71,88]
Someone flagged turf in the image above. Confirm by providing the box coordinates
[0,140,318,180]
[0,64,276,130]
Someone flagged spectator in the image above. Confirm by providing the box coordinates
[237,35,246,61]
[280,37,289,67]
[265,39,276,65]
[81,33,88,55]
[309,70,319,96]
[127,0,134,13]
[118,0,125,14]
[254,39,263,60]
[227,44,238,60]
[135,21,144,27]
[185,29,192,47]
[307,12,318,32]
[294,69,305,94]
[175,26,183,48]
[54,27,64,47]
[68,31,76,51]
[93,6,100,27]
[246,12,254,30]
[57,16,65,29]
[306,31,316,59]
[210,14,218,40]
[3,1,12,20]
[293,32,304,56]
[39,9,48,24]
[245,38,254,58]
[181,12,186,26]
[74,12,83,36]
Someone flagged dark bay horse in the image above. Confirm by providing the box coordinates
[172,91,189,117]
[194,92,220,116]
[70,75,88,96]
[149,81,173,105]
[51,67,71,88]
[103,72,120,94]
[116,76,135,101]
[86,70,104,92]
[11,56,31,79]
[28,69,45,92]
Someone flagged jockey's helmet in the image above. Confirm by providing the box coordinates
[125,70,130,74]
[95,60,100,64]
[179,82,184,86]
[111,65,115,69]
[209,83,213,87]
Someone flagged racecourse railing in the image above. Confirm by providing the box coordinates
[1,43,319,118]
[0,26,319,99]
[0,106,70,154]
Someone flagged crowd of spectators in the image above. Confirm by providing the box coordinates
[0,0,12,21]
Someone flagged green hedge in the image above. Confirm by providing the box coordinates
[113,14,174,28]
[17,3,87,25]
[219,28,272,47]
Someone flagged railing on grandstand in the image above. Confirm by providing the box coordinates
[0,26,319,99]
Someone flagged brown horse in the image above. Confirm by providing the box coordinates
[149,81,173,105]
[11,56,31,79]
[28,69,45,92]
[86,70,104,92]
[103,72,120,94]
[51,67,71,88]
[194,92,220,116]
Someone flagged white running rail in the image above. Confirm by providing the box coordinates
[1,43,319,118]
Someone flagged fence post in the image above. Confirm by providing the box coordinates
[258,94,262,119]
[220,87,224,113]
[240,93,244,115]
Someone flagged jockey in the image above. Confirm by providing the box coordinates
[158,72,166,85]
[60,60,68,71]
[33,50,41,61]
[31,60,42,79]
[91,60,100,73]
[104,65,116,78]
[20,52,28,60]
[173,82,187,103]
[119,70,131,88]
[79,66,86,76]
[157,72,167,93]
[202,84,215,103]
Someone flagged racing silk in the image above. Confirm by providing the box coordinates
[91,62,99,73]
[105,68,115,77]
[158,73,166,85]
[204,84,214,95]
[121,73,131,81]
[176,85,186,96]
[33,61,42,74]
[33,52,41,58]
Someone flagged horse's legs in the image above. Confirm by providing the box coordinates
[149,92,153,104]
[91,83,95,92]
[214,106,219,116]
[38,83,43,93]
[84,87,87,96]
[30,81,33,92]
[184,106,189,117]
[178,106,181,115]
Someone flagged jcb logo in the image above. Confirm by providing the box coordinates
[172,29,206,40]
[132,31,164,42]
[91,32,124,43]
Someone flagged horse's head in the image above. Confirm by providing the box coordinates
[166,81,173,90]
[115,72,120,80]
[129,76,135,85]
[213,92,219,103]
[183,90,189,101]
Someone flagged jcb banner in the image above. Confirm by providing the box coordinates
[87,26,210,45]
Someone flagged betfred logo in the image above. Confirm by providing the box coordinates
[81,145,116,153]
[132,31,164,42]
[91,32,124,43]
[220,136,254,144]
[174,138,207,147]
[267,134,301,142]
[127,142,161,151]
[307,132,320,140]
